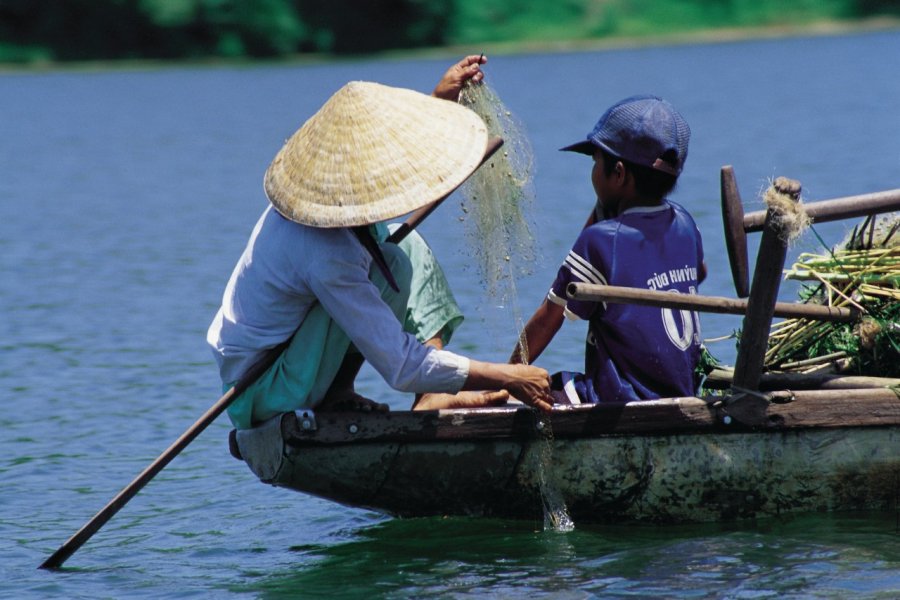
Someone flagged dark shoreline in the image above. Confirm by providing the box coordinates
[2,16,898,74]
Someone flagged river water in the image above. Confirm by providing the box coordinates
[3,30,899,598]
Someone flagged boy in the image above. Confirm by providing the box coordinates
[511,95,706,403]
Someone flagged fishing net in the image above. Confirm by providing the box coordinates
[764,212,900,376]
[456,79,539,361]
[457,82,572,530]
[457,80,538,301]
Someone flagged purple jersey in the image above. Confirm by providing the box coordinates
[549,201,704,403]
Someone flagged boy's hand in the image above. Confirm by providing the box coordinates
[506,364,554,413]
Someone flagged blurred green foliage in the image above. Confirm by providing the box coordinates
[0,0,897,63]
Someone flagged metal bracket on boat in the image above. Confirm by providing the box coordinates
[766,390,796,404]
[717,387,771,427]
[295,409,318,432]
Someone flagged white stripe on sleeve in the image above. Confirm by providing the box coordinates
[565,251,607,285]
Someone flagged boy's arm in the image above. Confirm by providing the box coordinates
[510,298,565,365]
[510,214,595,366]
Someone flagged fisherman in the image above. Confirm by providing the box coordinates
[511,95,707,403]
[207,57,553,429]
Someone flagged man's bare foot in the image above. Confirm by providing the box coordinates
[413,390,510,411]
[318,390,390,413]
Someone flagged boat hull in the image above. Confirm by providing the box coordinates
[233,394,900,523]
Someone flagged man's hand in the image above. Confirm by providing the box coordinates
[504,364,554,413]
[432,54,487,102]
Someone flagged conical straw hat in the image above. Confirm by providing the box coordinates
[264,81,489,227]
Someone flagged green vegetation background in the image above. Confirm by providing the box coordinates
[1,0,898,64]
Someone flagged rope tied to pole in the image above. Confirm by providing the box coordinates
[763,176,810,244]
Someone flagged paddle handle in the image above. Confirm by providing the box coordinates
[566,282,859,323]
[40,389,236,569]
[387,136,504,244]
[721,166,750,297]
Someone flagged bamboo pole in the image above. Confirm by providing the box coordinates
[566,283,859,323]
[731,177,802,395]
[743,188,900,232]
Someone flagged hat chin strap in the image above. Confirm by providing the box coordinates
[351,226,400,293]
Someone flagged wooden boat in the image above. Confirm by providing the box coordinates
[230,388,900,523]
[230,174,900,525]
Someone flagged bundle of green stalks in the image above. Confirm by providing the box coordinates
[765,214,900,377]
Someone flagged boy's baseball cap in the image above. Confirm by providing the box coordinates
[561,94,690,176]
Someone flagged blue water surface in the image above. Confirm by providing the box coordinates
[2,29,900,599]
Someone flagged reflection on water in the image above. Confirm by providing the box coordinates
[240,513,900,598]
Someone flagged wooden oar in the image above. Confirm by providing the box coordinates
[39,136,504,570]
[39,345,284,570]
[566,282,860,322]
